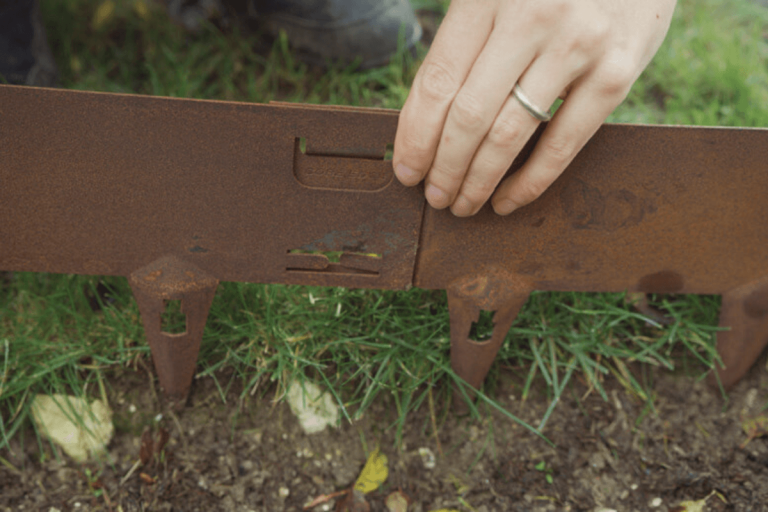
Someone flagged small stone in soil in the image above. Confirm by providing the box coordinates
[418,447,436,469]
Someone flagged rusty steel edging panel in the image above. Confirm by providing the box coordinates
[1,85,423,290]
[415,124,768,299]
[3,84,768,403]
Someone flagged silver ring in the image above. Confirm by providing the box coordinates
[512,83,552,122]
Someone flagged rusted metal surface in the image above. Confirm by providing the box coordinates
[1,85,422,404]
[447,288,530,410]
[416,124,768,391]
[129,256,218,407]
[415,124,768,295]
[710,275,768,390]
[2,84,768,405]
[0,86,422,290]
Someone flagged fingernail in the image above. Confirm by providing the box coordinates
[451,195,474,217]
[395,163,421,185]
[494,199,517,216]
[425,184,450,208]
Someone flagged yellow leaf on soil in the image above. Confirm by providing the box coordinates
[133,0,149,20]
[741,414,768,435]
[674,490,715,512]
[740,414,768,447]
[354,447,388,494]
[673,500,706,512]
[92,0,115,30]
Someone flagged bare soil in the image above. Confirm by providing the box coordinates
[3,357,768,511]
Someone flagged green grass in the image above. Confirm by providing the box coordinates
[613,0,768,126]
[2,0,768,453]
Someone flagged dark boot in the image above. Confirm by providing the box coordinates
[166,0,229,31]
[226,0,422,69]
[0,0,57,86]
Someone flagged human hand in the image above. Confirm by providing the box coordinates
[392,0,677,216]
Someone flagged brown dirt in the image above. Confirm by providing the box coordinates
[2,357,768,511]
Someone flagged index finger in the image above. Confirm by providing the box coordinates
[392,1,495,187]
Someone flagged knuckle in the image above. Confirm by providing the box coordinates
[531,0,570,25]
[462,180,496,205]
[596,56,636,96]
[430,163,465,189]
[512,178,549,206]
[461,163,507,206]
[576,18,611,53]
[396,132,436,173]
[487,116,525,148]
[399,131,431,159]
[450,93,487,131]
[552,14,610,66]
[541,135,577,165]
[417,58,461,104]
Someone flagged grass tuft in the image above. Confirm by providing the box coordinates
[2,0,767,451]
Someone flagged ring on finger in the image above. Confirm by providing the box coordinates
[512,83,552,122]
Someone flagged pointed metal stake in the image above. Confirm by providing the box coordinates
[710,275,768,390]
[446,275,532,411]
[129,256,218,409]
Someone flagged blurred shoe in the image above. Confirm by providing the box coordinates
[224,0,422,69]
[0,0,57,86]
[166,0,228,32]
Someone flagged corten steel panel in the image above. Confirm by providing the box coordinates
[0,86,423,290]
[415,125,768,299]
[3,84,768,402]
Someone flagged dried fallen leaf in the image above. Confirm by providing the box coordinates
[385,490,409,512]
[446,473,470,495]
[133,0,149,19]
[670,490,715,512]
[740,414,768,448]
[139,426,170,466]
[155,426,170,456]
[87,476,104,491]
[336,489,369,512]
[303,490,350,510]
[139,427,153,465]
[354,447,388,494]
[92,0,115,30]
[139,472,155,485]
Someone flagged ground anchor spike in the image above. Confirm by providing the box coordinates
[446,277,531,411]
[710,275,768,390]
[129,256,218,409]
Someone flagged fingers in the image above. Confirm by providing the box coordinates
[449,55,576,217]
[394,0,676,217]
[392,1,495,187]
[396,1,607,214]
[447,90,548,217]
[491,71,631,215]
[422,24,541,211]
